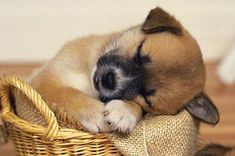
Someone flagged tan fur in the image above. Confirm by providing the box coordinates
[133,30,205,114]
[14,7,206,133]
[16,34,120,132]
[228,150,235,156]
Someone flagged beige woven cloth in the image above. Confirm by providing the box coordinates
[108,110,198,156]
[13,86,198,156]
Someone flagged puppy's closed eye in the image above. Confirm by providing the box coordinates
[132,41,151,66]
[139,88,156,107]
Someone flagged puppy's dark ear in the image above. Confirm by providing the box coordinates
[185,92,219,125]
[142,7,182,35]
[194,144,233,156]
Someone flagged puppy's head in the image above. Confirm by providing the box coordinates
[93,7,219,124]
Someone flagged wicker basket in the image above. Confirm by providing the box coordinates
[0,76,199,156]
[0,77,121,155]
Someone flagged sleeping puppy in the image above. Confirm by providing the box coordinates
[15,7,219,133]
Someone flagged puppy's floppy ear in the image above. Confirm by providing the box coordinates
[185,92,219,125]
[142,7,182,35]
[194,144,233,156]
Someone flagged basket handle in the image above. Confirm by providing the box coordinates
[0,76,59,140]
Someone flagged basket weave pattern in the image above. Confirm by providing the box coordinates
[0,76,198,156]
[0,77,121,155]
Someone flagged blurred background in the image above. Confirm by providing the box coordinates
[1,0,235,63]
[0,0,235,155]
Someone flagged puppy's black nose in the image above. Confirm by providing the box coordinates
[101,72,116,90]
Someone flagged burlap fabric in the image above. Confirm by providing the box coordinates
[108,111,198,156]
[1,76,199,156]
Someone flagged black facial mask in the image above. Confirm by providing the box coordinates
[94,53,146,103]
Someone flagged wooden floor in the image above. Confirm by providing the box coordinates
[0,63,234,155]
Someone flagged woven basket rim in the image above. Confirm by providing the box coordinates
[0,76,109,141]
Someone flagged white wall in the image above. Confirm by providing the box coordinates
[0,0,235,63]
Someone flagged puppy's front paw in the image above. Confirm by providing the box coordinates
[104,100,142,133]
[79,110,109,133]
[67,102,109,133]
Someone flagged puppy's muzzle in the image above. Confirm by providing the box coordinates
[101,71,116,90]
[94,54,145,103]
[93,69,116,91]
